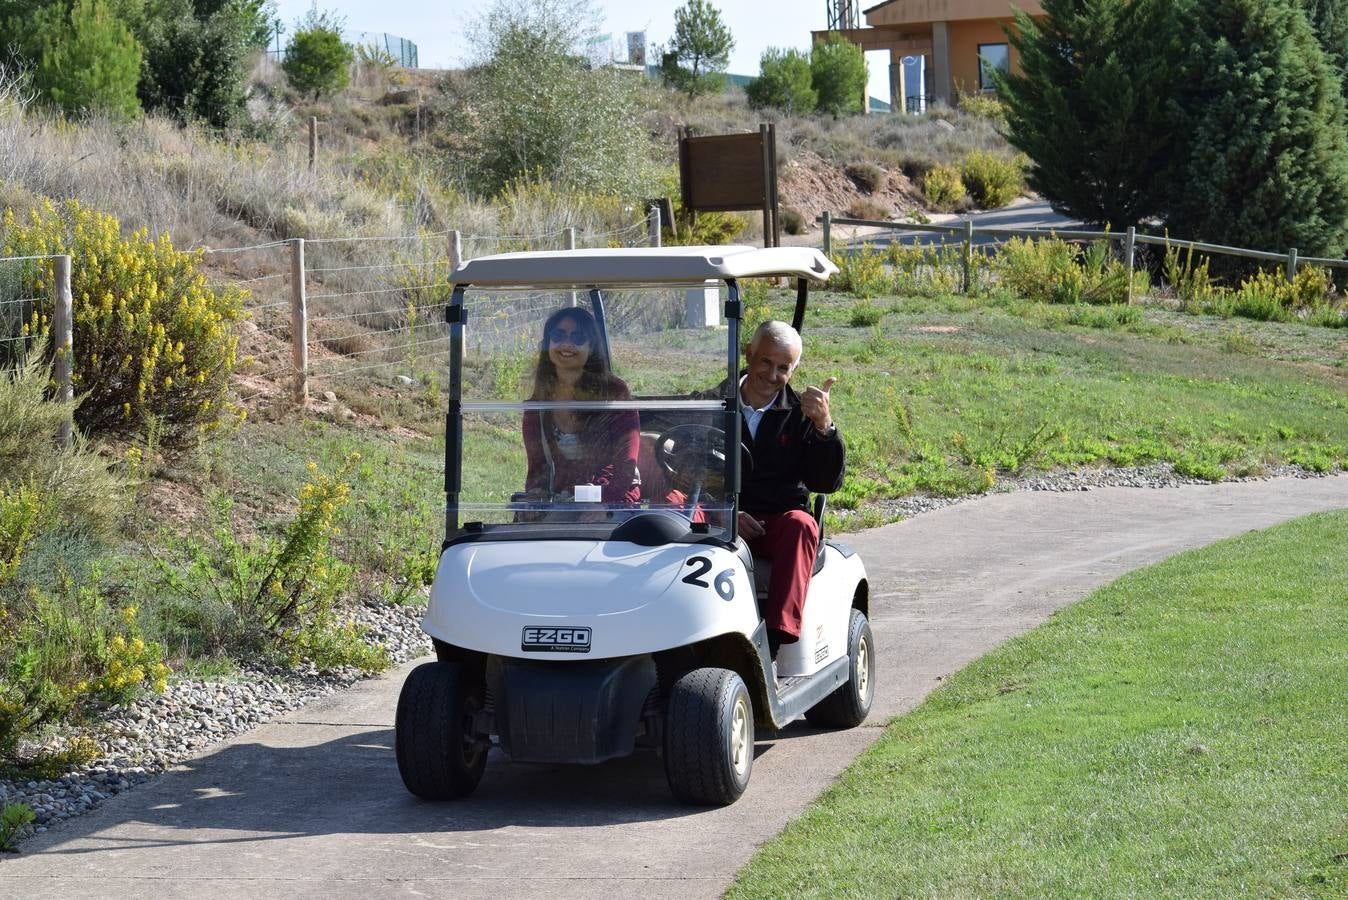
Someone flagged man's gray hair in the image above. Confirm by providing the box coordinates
[748,320,803,365]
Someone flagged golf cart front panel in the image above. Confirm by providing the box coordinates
[423,540,758,659]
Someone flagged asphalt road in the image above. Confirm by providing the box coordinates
[4,476,1346,898]
[837,199,1082,251]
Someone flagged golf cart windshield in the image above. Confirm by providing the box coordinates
[452,283,736,542]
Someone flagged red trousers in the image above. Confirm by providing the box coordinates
[746,509,818,641]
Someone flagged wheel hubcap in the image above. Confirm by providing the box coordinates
[730,696,751,776]
[856,635,871,702]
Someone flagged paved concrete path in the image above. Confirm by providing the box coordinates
[4,477,1346,898]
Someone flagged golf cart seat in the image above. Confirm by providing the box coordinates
[635,431,669,503]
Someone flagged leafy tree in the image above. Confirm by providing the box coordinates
[32,0,142,119]
[659,0,734,98]
[282,6,353,99]
[137,0,271,129]
[999,0,1183,226]
[810,32,866,117]
[455,0,656,197]
[746,47,816,114]
[1167,0,1348,262]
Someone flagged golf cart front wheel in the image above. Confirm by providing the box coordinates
[664,667,754,806]
[805,608,875,728]
[395,661,488,800]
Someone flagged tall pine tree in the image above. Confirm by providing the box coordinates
[998,0,1183,226]
[33,0,142,119]
[1167,0,1348,262]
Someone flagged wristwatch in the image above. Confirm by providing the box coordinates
[814,422,837,438]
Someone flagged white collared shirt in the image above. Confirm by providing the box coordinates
[739,375,779,440]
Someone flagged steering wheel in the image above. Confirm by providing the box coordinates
[654,424,753,483]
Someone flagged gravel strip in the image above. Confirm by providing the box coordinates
[1,600,429,840]
[2,463,1339,843]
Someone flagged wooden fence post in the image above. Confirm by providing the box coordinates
[1125,226,1137,305]
[647,204,662,248]
[308,117,318,173]
[962,218,974,294]
[53,254,73,448]
[822,211,832,257]
[1286,247,1299,283]
[564,227,578,306]
[449,230,462,273]
[289,238,308,405]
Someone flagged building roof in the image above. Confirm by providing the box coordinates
[452,246,838,288]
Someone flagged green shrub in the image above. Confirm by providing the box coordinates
[0,803,35,850]
[849,299,884,327]
[1163,243,1222,313]
[1232,269,1291,322]
[994,236,1084,303]
[845,162,887,193]
[830,245,888,297]
[922,164,967,209]
[0,568,169,759]
[746,47,816,114]
[282,9,354,100]
[887,242,966,296]
[846,197,891,221]
[459,1,658,197]
[1,199,244,447]
[961,151,1023,209]
[811,32,866,117]
[957,92,1007,126]
[780,206,806,236]
[0,338,128,536]
[152,453,387,671]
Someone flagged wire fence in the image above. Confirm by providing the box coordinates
[196,217,657,405]
[817,211,1348,300]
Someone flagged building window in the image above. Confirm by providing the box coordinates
[978,43,1009,91]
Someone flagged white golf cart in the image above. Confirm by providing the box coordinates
[395,245,874,806]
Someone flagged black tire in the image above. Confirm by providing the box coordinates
[395,661,488,800]
[663,667,754,806]
[805,609,875,728]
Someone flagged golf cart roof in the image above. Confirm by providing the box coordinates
[451,245,838,288]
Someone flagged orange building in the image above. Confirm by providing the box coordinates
[815,0,1046,111]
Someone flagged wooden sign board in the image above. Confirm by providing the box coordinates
[679,124,780,247]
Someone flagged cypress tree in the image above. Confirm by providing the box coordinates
[1301,0,1348,78]
[998,0,1183,227]
[1167,0,1348,262]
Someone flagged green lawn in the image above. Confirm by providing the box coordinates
[728,510,1348,898]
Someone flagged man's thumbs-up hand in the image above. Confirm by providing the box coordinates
[801,376,837,435]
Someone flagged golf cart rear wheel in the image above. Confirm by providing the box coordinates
[805,609,875,728]
[395,661,488,800]
[663,667,753,806]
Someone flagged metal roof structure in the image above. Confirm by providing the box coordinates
[451,246,839,288]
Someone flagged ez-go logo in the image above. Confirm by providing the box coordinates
[521,626,592,653]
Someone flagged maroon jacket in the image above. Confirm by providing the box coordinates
[522,377,640,505]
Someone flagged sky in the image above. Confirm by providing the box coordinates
[269,0,892,100]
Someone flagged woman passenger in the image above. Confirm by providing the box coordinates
[522,307,640,507]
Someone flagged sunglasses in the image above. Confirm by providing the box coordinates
[549,327,592,346]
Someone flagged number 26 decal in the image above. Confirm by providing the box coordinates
[683,556,735,600]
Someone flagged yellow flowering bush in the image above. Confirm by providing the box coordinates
[153,453,386,672]
[1,199,245,446]
[0,571,168,758]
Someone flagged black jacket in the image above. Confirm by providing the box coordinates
[729,381,846,515]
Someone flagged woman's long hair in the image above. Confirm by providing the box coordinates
[528,306,616,401]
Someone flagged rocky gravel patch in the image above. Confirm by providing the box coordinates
[1,600,428,842]
[3,464,1340,845]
